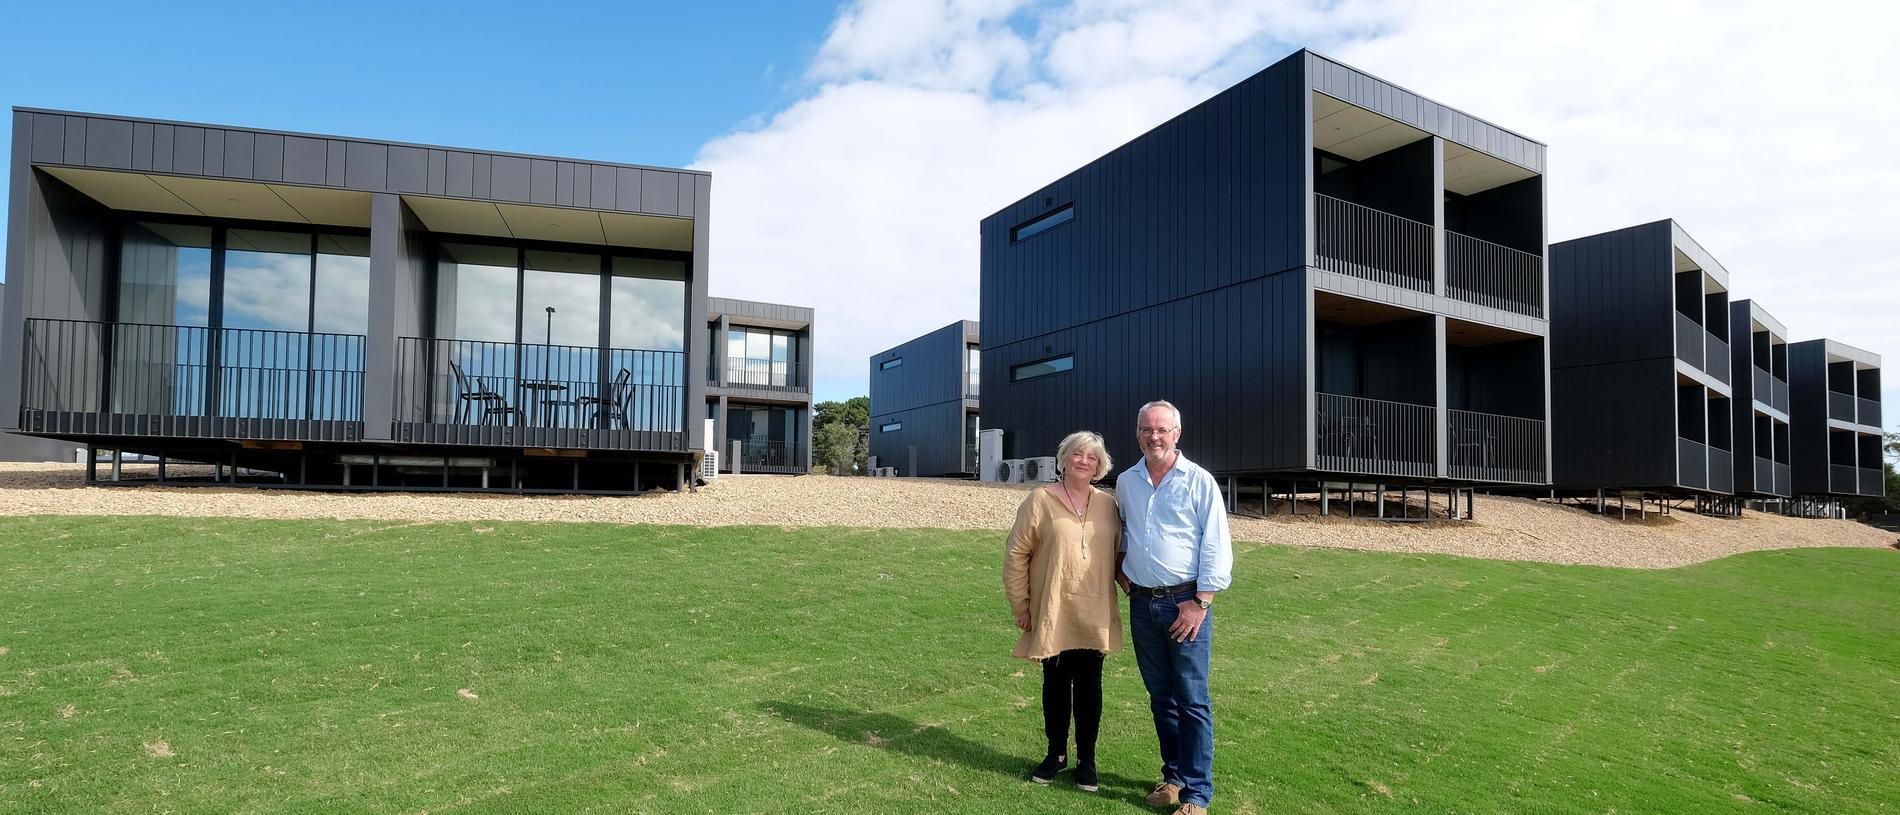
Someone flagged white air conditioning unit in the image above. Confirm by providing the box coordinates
[1024,456,1059,483]
[998,458,1026,484]
[700,450,720,481]
[978,428,1004,482]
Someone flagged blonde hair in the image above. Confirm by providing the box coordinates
[1055,431,1113,481]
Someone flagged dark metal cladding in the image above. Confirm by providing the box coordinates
[870,320,979,476]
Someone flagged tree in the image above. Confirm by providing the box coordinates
[812,396,870,475]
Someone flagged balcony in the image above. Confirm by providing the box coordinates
[1859,397,1881,427]
[1753,456,1773,494]
[1752,367,1790,413]
[1674,313,1704,371]
[732,439,805,474]
[1315,394,1435,479]
[1829,391,1856,422]
[18,318,364,442]
[967,373,981,399]
[1831,464,1858,495]
[1677,437,1707,490]
[392,337,686,451]
[1447,409,1546,484]
[1774,462,1790,496]
[1705,332,1730,385]
[1862,468,1886,498]
[719,357,806,392]
[1314,194,1432,293]
[1445,231,1544,318]
[1708,448,1733,494]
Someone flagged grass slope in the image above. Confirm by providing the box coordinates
[0,516,1896,814]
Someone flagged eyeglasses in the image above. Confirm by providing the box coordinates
[1137,427,1178,437]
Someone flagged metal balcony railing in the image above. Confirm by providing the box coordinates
[1858,397,1881,427]
[392,337,685,451]
[1771,376,1789,413]
[1828,391,1856,422]
[1861,468,1886,497]
[1314,194,1432,293]
[1447,409,1546,484]
[1674,313,1704,371]
[1315,393,1436,478]
[1705,332,1730,385]
[1830,464,1858,495]
[722,357,805,391]
[1752,367,1772,408]
[1774,462,1791,496]
[18,318,365,441]
[1753,456,1773,495]
[1677,437,1707,489]
[735,439,804,470]
[1708,448,1734,494]
[1445,231,1544,318]
[967,374,981,399]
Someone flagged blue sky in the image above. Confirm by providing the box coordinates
[3,0,1897,419]
[0,0,833,209]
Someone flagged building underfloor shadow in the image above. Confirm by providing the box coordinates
[762,700,1154,807]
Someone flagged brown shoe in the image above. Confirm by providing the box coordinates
[1145,782,1182,806]
[1169,805,1208,815]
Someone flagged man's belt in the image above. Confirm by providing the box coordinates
[1135,581,1198,597]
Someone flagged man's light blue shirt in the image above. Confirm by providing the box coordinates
[1116,452,1233,592]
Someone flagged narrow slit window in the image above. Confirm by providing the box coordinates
[881,421,903,433]
[880,357,903,370]
[1010,205,1073,243]
[1011,354,1073,382]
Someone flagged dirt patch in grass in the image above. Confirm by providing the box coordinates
[0,463,1890,569]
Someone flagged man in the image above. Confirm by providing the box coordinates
[1116,400,1232,815]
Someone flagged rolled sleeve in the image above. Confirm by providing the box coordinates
[1194,473,1232,592]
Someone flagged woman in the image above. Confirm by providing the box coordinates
[1003,430,1121,792]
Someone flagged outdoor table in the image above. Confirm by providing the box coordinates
[520,381,569,427]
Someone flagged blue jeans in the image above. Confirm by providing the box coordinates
[1129,590,1214,806]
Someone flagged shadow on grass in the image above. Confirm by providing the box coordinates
[762,700,1153,807]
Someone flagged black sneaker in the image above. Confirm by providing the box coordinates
[1030,753,1067,784]
[1074,758,1099,792]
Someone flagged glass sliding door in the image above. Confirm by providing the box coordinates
[522,250,602,429]
[114,223,213,416]
[221,229,313,419]
[313,234,371,421]
[432,243,521,425]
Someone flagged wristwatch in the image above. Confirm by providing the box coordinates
[1195,598,1211,610]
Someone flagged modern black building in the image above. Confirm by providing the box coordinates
[1789,338,1883,500]
[1728,299,1792,500]
[869,320,979,477]
[1549,220,1737,501]
[707,296,813,474]
[3,108,713,492]
[980,50,1550,497]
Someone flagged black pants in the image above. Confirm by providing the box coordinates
[1042,649,1104,759]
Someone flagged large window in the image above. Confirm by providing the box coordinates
[223,229,312,333]
[611,257,686,351]
[726,327,800,388]
[314,235,371,335]
[727,404,805,467]
[436,243,519,343]
[119,222,211,327]
[524,250,602,347]
[966,346,980,396]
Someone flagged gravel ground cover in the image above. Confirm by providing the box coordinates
[0,462,1890,568]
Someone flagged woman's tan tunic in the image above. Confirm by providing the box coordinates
[1003,487,1123,660]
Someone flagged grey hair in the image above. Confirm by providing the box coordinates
[1136,400,1181,429]
[1055,431,1112,479]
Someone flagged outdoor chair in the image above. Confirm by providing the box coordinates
[579,367,633,429]
[449,360,518,426]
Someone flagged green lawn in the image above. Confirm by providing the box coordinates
[0,516,1896,814]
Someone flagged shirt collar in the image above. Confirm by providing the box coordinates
[1124,451,1196,486]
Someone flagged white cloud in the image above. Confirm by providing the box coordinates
[698,0,1900,421]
